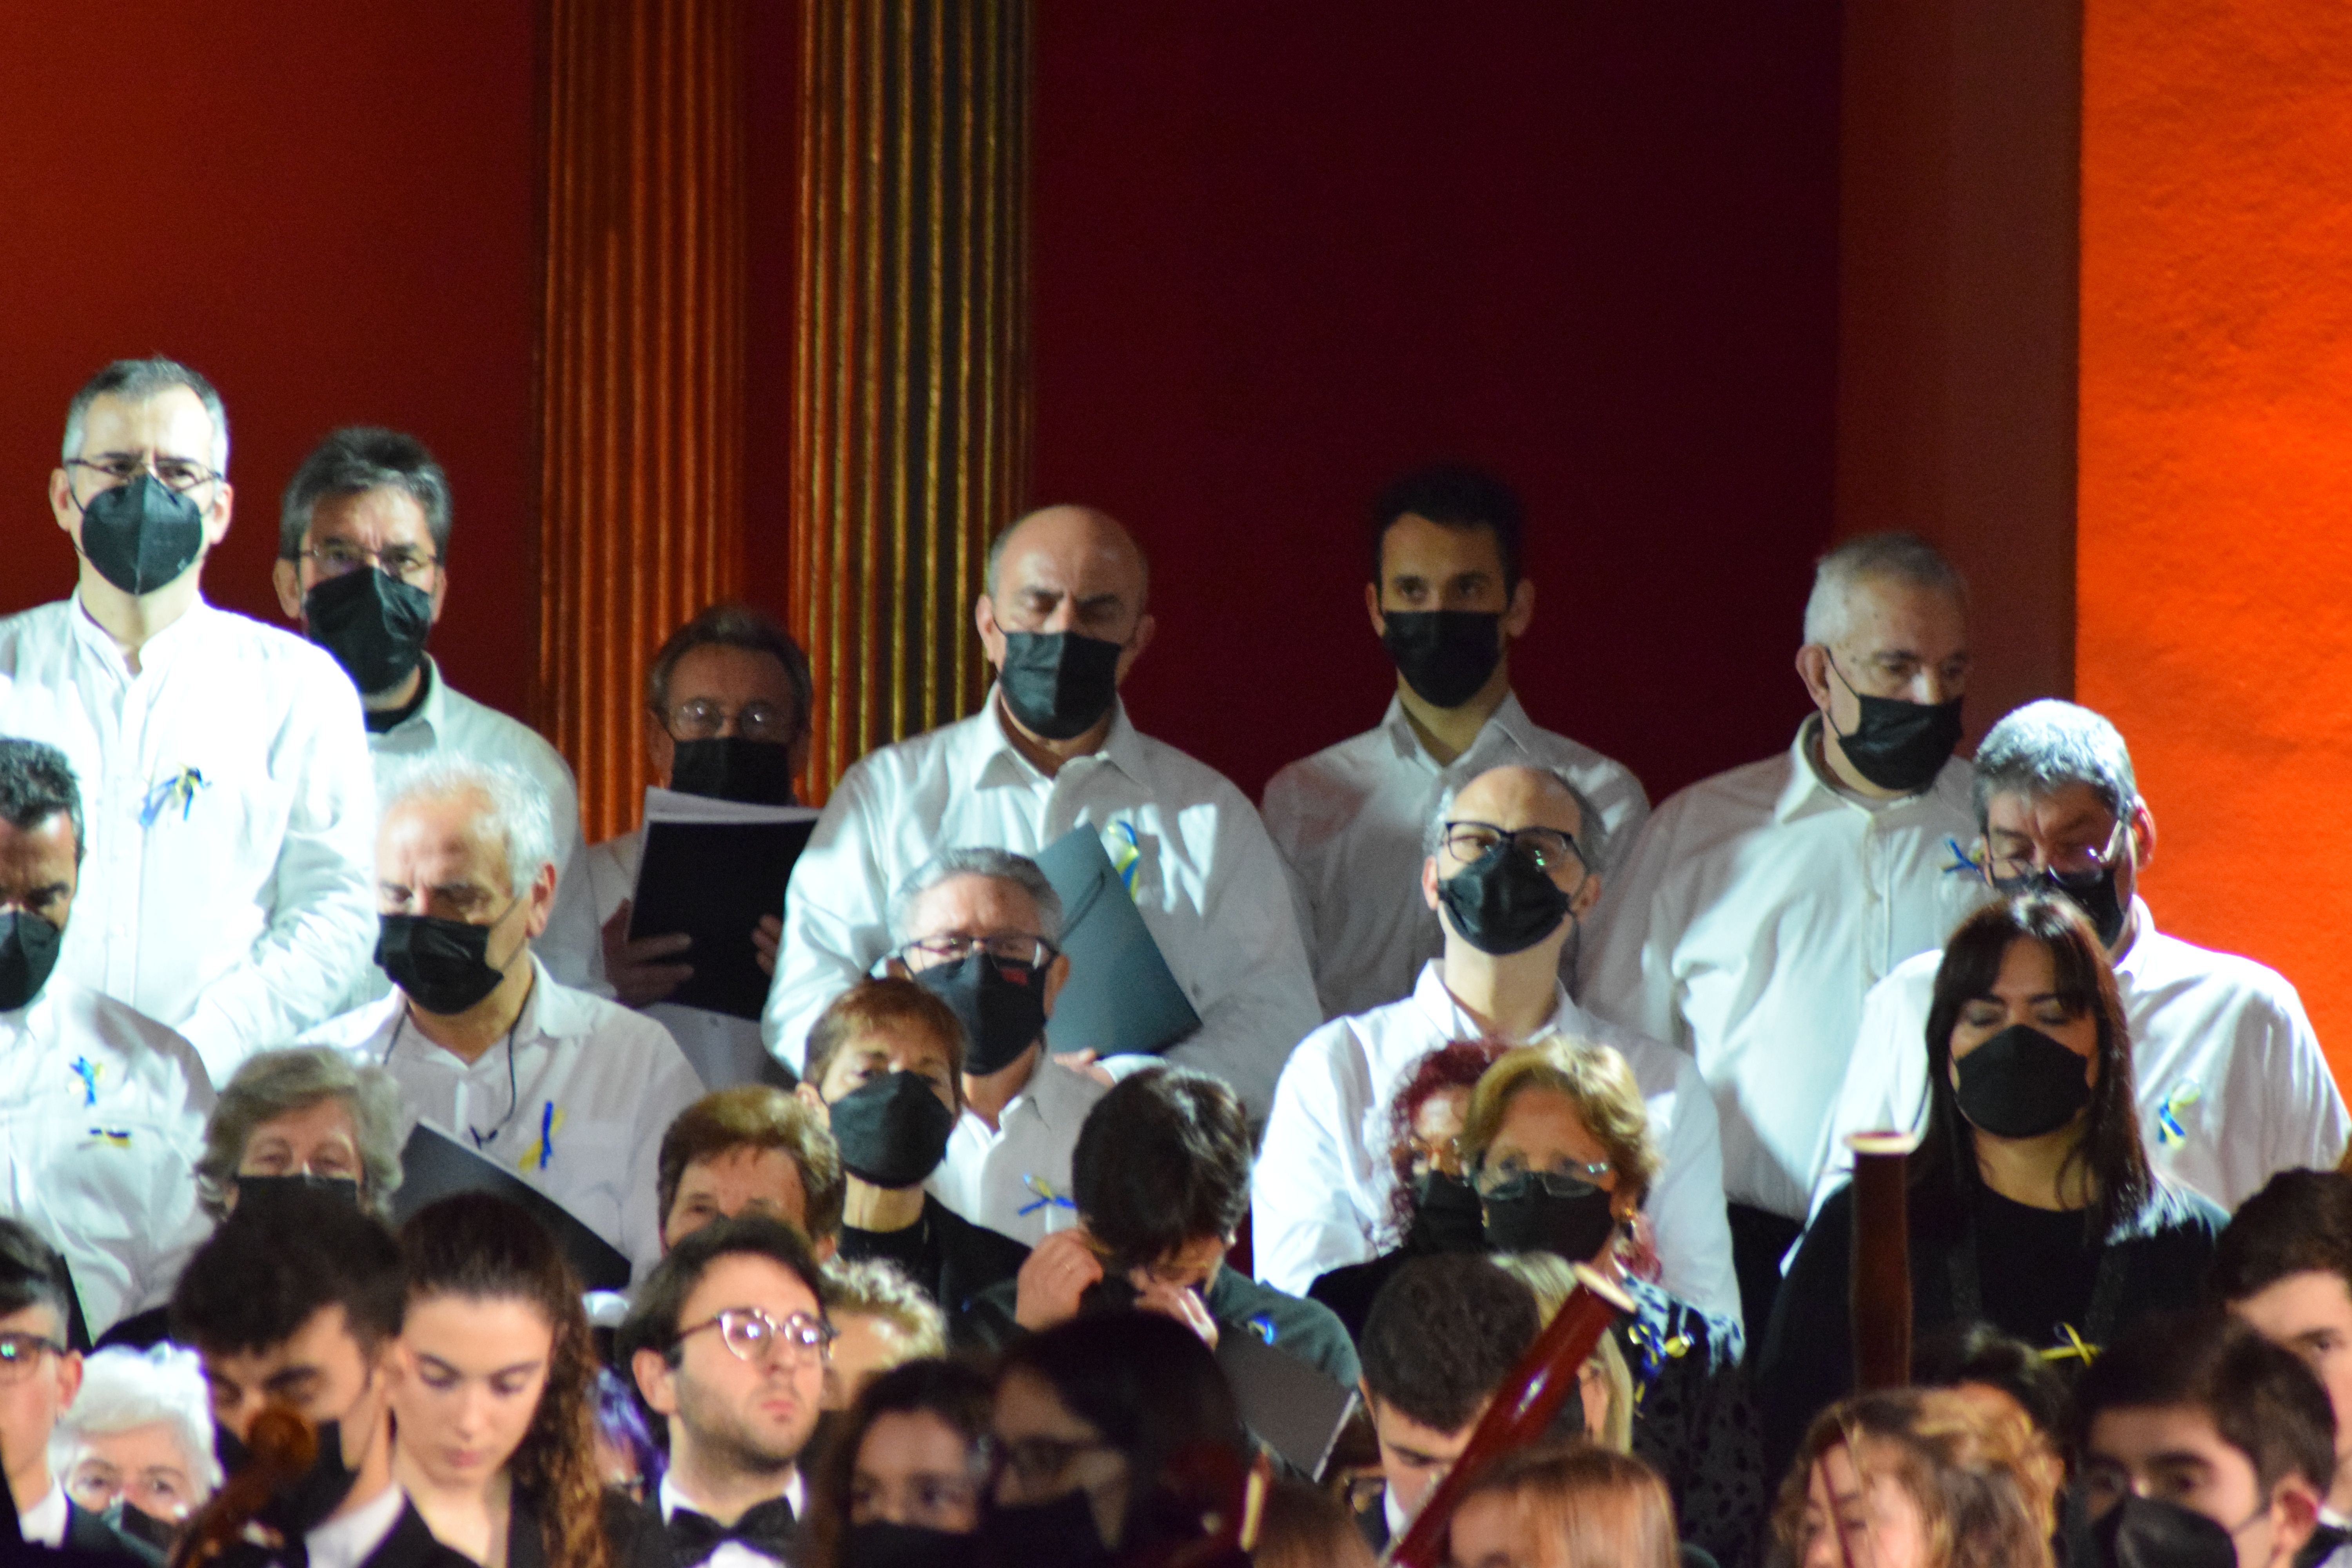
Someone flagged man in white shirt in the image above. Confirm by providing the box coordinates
[764,505,1319,1118]
[1579,532,1984,1345]
[1811,700,2347,1217]
[592,603,814,1087]
[169,1189,470,1568]
[884,846,1109,1246]
[270,426,603,996]
[622,1215,827,1568]
[0,739,213,1344]
[1263,463,1649,1018]
[0,357,379,1083]
[301,757,701,1279]
[1253,762,1739,1327]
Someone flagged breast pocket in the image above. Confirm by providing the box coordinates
[526,1111,636,1242]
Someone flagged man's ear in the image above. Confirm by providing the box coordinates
[524,861,559,940]
[1794,643,1835,713]
[1570,869,1604,921]
[1112,613,1156,685]
[1421,855,1443,914]
[795,1081,830,1123]
[271,559,306,622]
[647,716,676,783]
[1502,577,1535,640]
[631,1345,679,1419]
[813,1232,839,1263]
[426,564,448,626]
[2271,1476,2321,1560]
[1042,951,1071,1016]
[1365,580,1388,640]
[2130,800,2158,873]
[973,594,1007,670]
[56,1347,83,1410]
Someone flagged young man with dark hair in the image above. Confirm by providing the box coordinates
[1354,1254,1540,1550]
[620,1214,830,1568]
[985,1066,1357,1387]
[657,1085,846,1254]
[2076,1311,2332,1568]
[2213,1169,2352,1542]
[1262,461,1649,1020]
[167,1188,466,1567]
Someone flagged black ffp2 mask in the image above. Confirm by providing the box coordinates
[1437,845,1573,956]
[1380,610,1503,709]
[2091,1494,2241,1568]
[78,472,208,596]
[1408,1171,1489,1254]
[841,1521,974,1568]
[0,910,63,1011]
[911,951,1049,1076]
[980,1488,1113,1568]
[998,632,1122,741]
[829,1070,957,1187]
[1954,1024,2091,1140]
[303,566,433,698]
[376,911,509,1016]
[213,1416,362,1546]
[1997,861,2130,949]
[1828,680,1964,795]
[1481,1176,1620,1263]
[668,737,799,806]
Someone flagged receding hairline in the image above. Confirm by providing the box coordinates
[985,504,1151,604]
[907,867,1049,925]
[1450,765,1586,836]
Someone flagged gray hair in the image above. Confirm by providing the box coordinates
[1971,699,2139,832]
[278,426,453,562]
[62,357,230,474]
[196,1047,405,1221]
[49,1343,221,1499]
[888,846,1064,947]
[1425,766,1611,871]
[380,755,556,900]
[1801,532,1969,648]
[817,1256,946,1361]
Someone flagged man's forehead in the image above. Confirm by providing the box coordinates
[0,810,80,864]
[0,1300,62,1339]
[671,643,796,706]
[1382,514,1506,578]
[1985,782,2114,836]
[309,486,432,544]
[77,387,216,459]
[997,510,1144,599]
[1452,769,1581,834]
[683,1252,817,1319]
[912,873,1039,934]
[379,797,508,881]
[1837,575,1969,648]
[204,1303,357,1376]
[2091,1403,2233,1461]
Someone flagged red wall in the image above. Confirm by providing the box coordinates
[0,3,540,721]
[1029,3,1846,803]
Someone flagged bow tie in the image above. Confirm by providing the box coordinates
[667,1495,797,1564]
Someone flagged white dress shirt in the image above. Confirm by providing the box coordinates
[18,1479,67,1548]
[0,596,378,1082]
[299,1476,406,1568]
[1261,692,1651,1019]
[927,1056,1108,1245]
[1250,960,1740,1325]
[302,957,702,1278]
[764,691,1321,1119]
[659,1470,805,1568]
[1578,717,1985,1220]
[0,973,215,1337]
[586,826,773,1089]
[359,657,606,997]
[1809,898,2351,1220]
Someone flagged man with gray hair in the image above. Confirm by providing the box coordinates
[300,756,701,1276]
[882,845,1108,1245]
[765,504,1318,1119]
[1252,762,1738,1327]
[1811,698,2347,1216]
[1580,532,1984,1348]
[270,425,603,996]
[0,357,378,1080]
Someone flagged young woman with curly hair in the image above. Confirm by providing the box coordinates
[391,1193,661,1567]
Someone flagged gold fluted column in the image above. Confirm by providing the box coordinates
[791,0,1034,800]
[539,0,748,841]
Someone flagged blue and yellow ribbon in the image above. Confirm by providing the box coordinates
[1943,836,1984,877]
[2155,1083,2202,1148]
[517,1103,564,1172]
[1017,1173,1078,1218]
[138,768,208,828]
[70,1056,100,1107]
[2040,1323,2099,1366]
[1106,820,1142,898]
[88,1128,132,1149]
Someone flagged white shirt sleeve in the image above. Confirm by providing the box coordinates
[1250,1028,1378,1294]
[1577,806,1690,1049]
[1640,1055,1742,1326]
[762,769,887,1072]
[2258,982,2351,1179]
[178,662,378,1078]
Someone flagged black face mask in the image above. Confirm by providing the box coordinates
[1954,1023,2091,1140]
[1480,1175,1620,1263]
[2091,1495,2242,1568]
[1437,846,1573,956]
[105,1499,179,1553]
[912,952,1049,1076]
[668,737,799,806]
[303,567,433,698]
[0,910,63,1011]
[376,910,511,1016]
[829,1070,957,1188]
[1407,1171,1489,1254]
[214,1416,361,1546]
[998,632,1123,741]
[78,472,209,596]
[1380,610,1504,709]
[981,1488,1113,1568]
[232,1173,363,1217]
[1996,862,2130,949]
[841,1520,974,1568]
[1825,662,1963,793]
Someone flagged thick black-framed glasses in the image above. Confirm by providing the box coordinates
[897,933,1058,978]
[0,1332,65,1385]
[1441,820,1585,875]
[67,454,221,495]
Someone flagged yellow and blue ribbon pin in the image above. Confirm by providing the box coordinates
[2155,1083,2202,1148]
[70,1056,100,1107]
[2039,1323,2099,1366]
[1106,820,1142,898]
[1017,1173,1078,1218]
[518,1103,565,1172]
[139,767,208,828]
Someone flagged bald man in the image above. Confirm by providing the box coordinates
[762,506,1320,1118]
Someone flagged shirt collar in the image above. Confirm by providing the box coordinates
[1380,690,1538,773]
[660,1468,806,1525]
[19,1479,67,1548]
[1409,958,1585,1046]
[2108,897,2158,980]
[395,957,593,1063]
[69,591,216,678]
[960,684,1149,789]
[301,1477,405,1568]
[1770,713,1972,824]
[375,657,448,742]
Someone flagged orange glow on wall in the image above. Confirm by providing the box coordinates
[2079,2,2352,1087]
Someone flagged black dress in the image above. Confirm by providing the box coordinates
[1757,1177,2225,1478]
[837,1193,1030,1345]
[508,1486,672,1568]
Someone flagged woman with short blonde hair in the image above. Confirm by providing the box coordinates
[1445,1443,1680,1568]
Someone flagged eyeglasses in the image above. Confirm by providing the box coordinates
[666,698,798,745]
[1473,1161,1613,1200]
[0,1332,64,1385]
[897,933,1058,978]
[1441,821,1585,876]
[296,540,439,587]
[1984,816,2129,889]
[995,1434,1117,1494]
[67,454,221,495]
[676,1306,834,1367]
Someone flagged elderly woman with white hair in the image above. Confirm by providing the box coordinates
[49,1343,218,1552]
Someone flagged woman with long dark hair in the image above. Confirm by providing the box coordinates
[1757,895,2225,1475]
[391,1193,660,1567]
[797,1358,993,1568]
